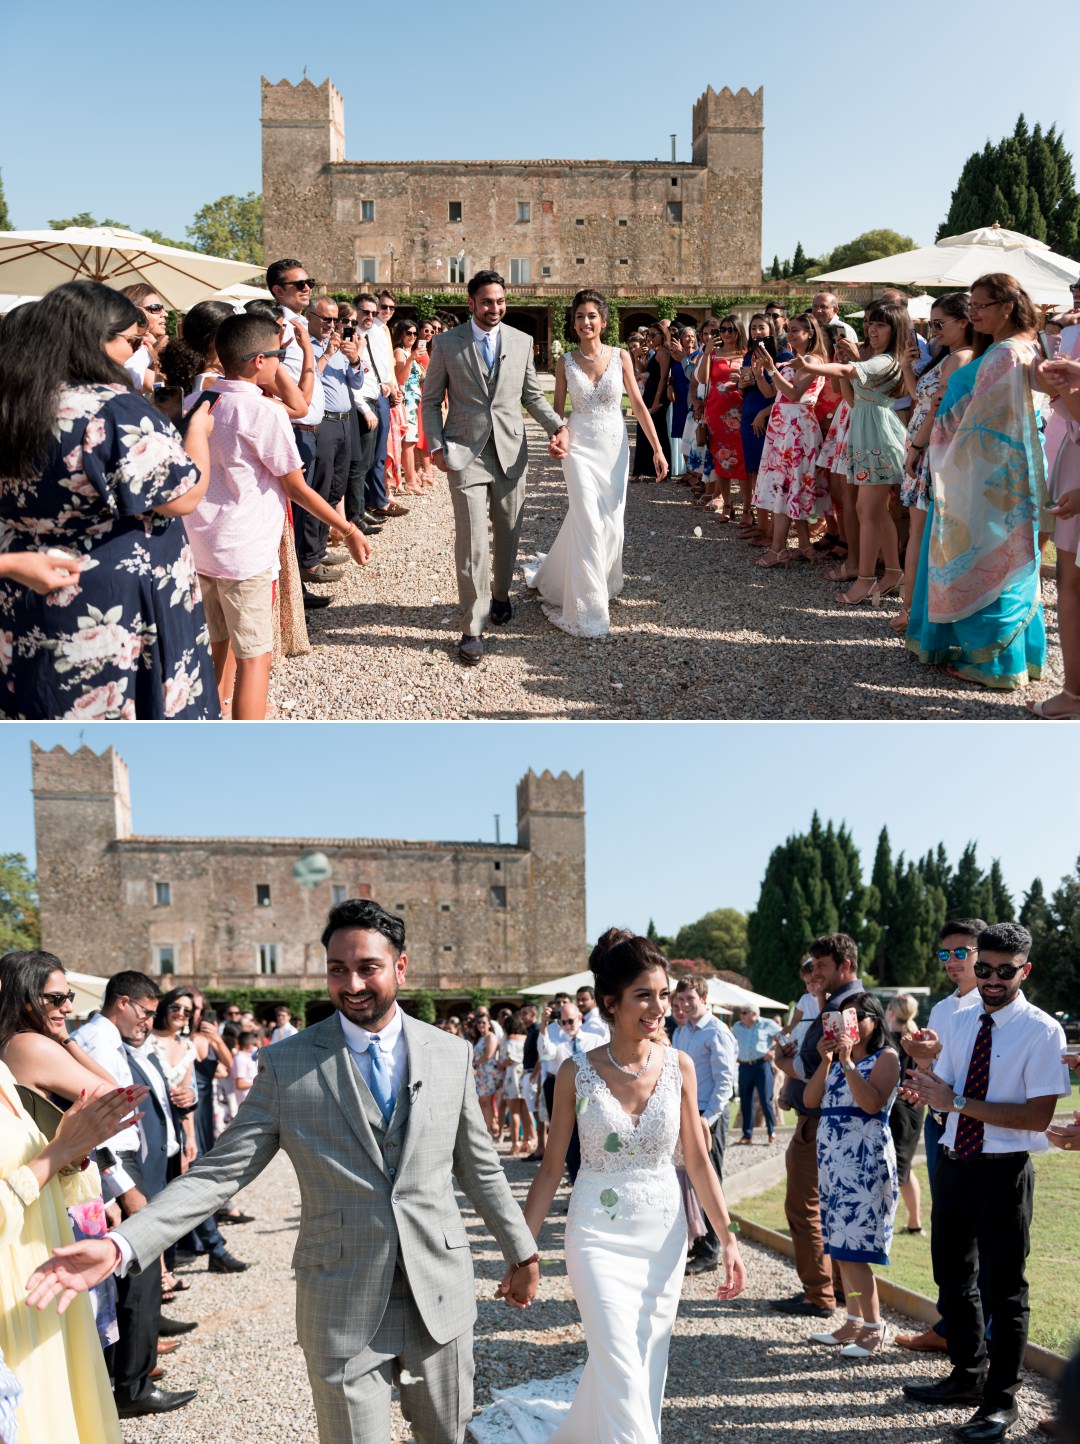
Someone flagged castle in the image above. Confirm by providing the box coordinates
[260,77,763,349]
[31,744,587,995]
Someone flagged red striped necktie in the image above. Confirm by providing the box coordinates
[952,1013,994,1160]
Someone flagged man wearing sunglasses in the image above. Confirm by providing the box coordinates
[266,261,327,553]
[902,924,1069,1443]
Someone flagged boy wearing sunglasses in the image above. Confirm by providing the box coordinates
[182,312,372,721]
[902,924,1069,1443]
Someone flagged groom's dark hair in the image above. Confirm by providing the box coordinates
[467,269,505,297]
[321,899,406,956]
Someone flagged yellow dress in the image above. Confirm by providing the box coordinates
[0,1063,120,1443]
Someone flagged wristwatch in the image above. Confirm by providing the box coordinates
[952,1094,967,1112]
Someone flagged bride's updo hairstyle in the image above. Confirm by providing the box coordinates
[590,929,669,1023]
[571,289,609,339]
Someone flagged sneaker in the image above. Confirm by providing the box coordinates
[299,564,343,584]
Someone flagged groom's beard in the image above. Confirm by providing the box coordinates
[335,988,398,1030]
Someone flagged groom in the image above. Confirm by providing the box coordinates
[422,270,569,666]
[27,899,541,1444]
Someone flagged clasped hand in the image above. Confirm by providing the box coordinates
[495,1260,540,1308]
[898,1065,952,1111]
[1047,1110,1080,1151]
[548,428,569,460]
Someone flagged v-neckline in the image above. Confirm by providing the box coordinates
[569,348,612,389]
[588,1048,667,1131]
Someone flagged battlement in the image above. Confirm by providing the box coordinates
[692,85,764,169]
[693,85,764,133]
[261,76,344,162]
[31,742,132,838]
[517,769,585,823]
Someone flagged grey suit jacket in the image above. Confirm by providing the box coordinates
[421,322,563,480]
[115,1012,536,1358]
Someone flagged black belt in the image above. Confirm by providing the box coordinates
[322,411,351,422]
[941,1148,1029,1163]
[739,1058,767,1065]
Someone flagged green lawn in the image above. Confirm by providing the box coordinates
[737,1080,1080,1355]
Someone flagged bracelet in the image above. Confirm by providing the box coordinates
[342,524,357,540]
[59,1155,91,1176]
[515,1252,540,1269]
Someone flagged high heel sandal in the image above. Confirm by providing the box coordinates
[810,1317,863,1346]
[754,549,789,569]
[840,1321,887,1359]
[889,608,910,634]
[836,576,879,606]
[871,567,904,602]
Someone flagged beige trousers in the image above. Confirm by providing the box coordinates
[447,437,526,636]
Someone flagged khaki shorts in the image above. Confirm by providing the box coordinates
[198,569,274,658]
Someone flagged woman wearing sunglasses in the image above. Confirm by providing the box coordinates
[148,988,199,1175]
[0,950,131,1363]
[0,280,220,720]
[118,283,170,395]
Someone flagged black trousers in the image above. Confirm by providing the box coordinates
[294,416,351,569]
[542,1074,580,1183]
[112,1249,162,1404]
[931,1152,1033,1412]
[345,394,390,515]
[692,1109,730,1261]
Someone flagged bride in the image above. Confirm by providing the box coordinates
[478,932,746,1443]
[524,292,669,637]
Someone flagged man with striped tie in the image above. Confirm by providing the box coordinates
[900,923,1070,1443]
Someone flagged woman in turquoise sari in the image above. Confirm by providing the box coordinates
[906,273,1047,689]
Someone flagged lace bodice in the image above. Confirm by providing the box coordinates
[574,1045,683,1172]
[565,349,625,441]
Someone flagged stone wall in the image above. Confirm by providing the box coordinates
[32,748,586,994]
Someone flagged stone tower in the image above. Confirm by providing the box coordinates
[516,770,587,979]
[260,76,343,279]
[31,743,132,972]
[691,85,764,287]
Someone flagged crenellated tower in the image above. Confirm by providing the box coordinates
[692,85,764,285]
[260,77,344,277]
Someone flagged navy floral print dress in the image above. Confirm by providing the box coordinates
[816,1051,899,1265]
[0,384,219,719]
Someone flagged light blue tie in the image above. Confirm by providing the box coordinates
[365,1035,394,1123]
[481,330,495,376]
[572,1035,583,1059]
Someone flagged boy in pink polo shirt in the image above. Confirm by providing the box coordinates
[184,313,370,718]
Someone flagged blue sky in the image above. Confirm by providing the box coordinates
[3,724,1076,938]
[4,1,1079,270]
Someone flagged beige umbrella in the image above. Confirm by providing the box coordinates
[0,226,262,311]
[65,970,108,1018]
[211,282,274,304]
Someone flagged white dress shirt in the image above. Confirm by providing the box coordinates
[71,1012,140,1198]
[937,991,1069,1154]
[281,306,325,427]
[538,1022,567,1082]
[270,1022,298,1043]
[579,1008,610,1043]
[928,986,982,1040]
[339,1005,409,1103]
[548,1029,604,1070]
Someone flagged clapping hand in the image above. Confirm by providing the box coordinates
[900,1027,940,1065]
[716,1236,746,1302]
[1047,1110,1080,1151]
[904,1066,953,1112]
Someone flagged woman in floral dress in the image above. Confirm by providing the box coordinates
[392,318,426,495]
[803,993,899,1359]
[696,315,747,521]
[0,281,217,719]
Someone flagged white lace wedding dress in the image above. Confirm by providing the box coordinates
[523,349,629,637]
[469,1046,687,1444]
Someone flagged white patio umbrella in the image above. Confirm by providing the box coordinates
[0,293,41,314]
[0,226,262,311]
[705,978,788,1014]
[813,224,1077,306]
[520,968,596,996]
[65,970,108,1017]
[211,281,274,304]
[847,292,936,322]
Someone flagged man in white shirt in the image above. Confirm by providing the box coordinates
[539,1004,602,1185]
[576,986,610,1042]
[347,292,409,523]
[811,292,858,344]
[270,1007,298,1044]
[902,923,1070,1442]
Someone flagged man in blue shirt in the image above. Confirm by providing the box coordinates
[730,1006,782,1144]
[672,977,737,1275]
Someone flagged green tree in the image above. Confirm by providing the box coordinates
[780,258,791,279]
[0,854,40,953]
[869,827,899,979]
[987,859,1016,923]
[1025,858,1080,1014]
[187,192,264,264]
[671,908,749,972]
[937,115,1080,260]
[49,212,129,230]
[0,171,11,231]
[1020,877,1053,964]
[823,229,916,271]
[769,254,781,280]
[946,842,993,921]
[792,240,807,274]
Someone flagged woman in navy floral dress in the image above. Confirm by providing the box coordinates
[0,282,218,719]
[803,993,899,1359]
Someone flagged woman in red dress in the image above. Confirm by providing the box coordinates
[695,315,747,522]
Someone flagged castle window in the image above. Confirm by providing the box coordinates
[509,258,531,286]
[358,256,376,284]
[541,266,551,277]
[575,218,585,226]
[493,861,502,871]
[575,258,585,265]
[619,258,629,266]
[441,945,454,953]
[256,884,272,908]
[439,903,451,913]
[490,887,507,909]
[618,218,628,227]
[331,885,347,907]
[258,943,279,975]
[671,177,679,187]
[155,881,171,907]
[516,202,531,223]
[360,200,375,222]
[448,254,466,284]
[448,201,462,222]
[395,903,406,912]
[154,945,175,976]
[667,202,682,223]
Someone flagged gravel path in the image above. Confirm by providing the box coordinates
[125,1142,1058,1443]
[269,418,1062,721]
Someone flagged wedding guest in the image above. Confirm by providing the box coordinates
[901,923,1069,1443]
[0,281,218,720]
[738,314,790,541]
[350,293,408,521]
[632,322,671,479]
[696,315,747,520]
[300,296,366,586]
[496,1011,533,1156]
[472,1014,501,1141]
[392,318,426,495]
[576,986,610,1041]
[811,293,858,344]
[1030,349,1080,716]
[265,259,323,492]
[885,993,925,1235]
[906,275,1046,689]
[804,993,899,1359]
[731,1005,781,1143]
[119,282,169,394]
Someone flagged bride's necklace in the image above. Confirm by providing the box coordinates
[576,345,607,370]
[606,1043,653,1078]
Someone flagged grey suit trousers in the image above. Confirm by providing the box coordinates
[304,1263,472,1444]
[447,437,524,636]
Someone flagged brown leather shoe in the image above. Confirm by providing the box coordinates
[149,1366,166,1380]
[156,1339,182,1355]
[370,502,410,518]
[299,564,344,584]
[895,1326,949,1352]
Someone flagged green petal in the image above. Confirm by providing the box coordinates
[575,1096,588,1116]
[599,1188,619,1207]
[603,1131,623,1153]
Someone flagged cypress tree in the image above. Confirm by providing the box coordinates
[792,240,807,273]
[987,859,1016,923]
[1026,859,1080,1014]
[770,255,781,280]
[0,171,10,231]
[947,843,993,920]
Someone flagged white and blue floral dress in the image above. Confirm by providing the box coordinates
[0,383,218,718]
[817,1050,899,1266]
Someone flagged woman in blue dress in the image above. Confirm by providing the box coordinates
[0,281,217,719]
[803,993,899,1360]
[906,274,1047,689]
